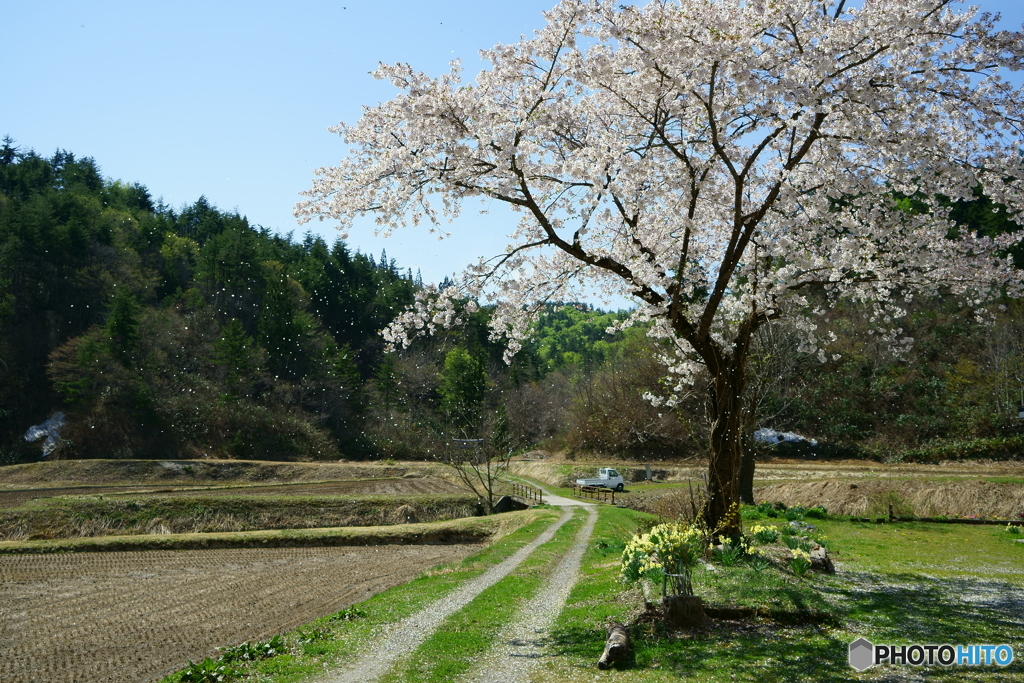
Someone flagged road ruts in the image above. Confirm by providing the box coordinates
[459,505,598,683]
[320,508,576,683]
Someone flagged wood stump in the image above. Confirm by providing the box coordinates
[663,595,709,628]
[597,623,630,669]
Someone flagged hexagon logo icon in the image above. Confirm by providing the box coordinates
[849,638,875,671]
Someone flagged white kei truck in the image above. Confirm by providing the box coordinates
[575,467,626,492]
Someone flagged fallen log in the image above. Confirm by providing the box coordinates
[597,623,629,670]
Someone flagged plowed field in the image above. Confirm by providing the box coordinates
[0,544,477,683]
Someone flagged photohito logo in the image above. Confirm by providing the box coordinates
[848,638,1014,671]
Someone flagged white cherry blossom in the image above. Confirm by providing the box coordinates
[298,0,1024,530]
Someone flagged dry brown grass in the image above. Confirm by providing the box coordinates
[0,458,445,490]
[755,478,1024,518]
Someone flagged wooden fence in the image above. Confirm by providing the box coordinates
[509,481,544,505]
[572,484,616,504]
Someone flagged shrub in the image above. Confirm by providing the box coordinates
[805,506,828,519]
[621,520,709,597]
[784,506,808,521]
[740,506,766,521]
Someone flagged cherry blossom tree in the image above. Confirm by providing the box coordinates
[297,0,1024,532]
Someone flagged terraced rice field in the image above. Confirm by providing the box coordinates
[0,478,464,510]
[0,487,181,510]
[130,478,465,498]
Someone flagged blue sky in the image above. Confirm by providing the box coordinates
[3,1,1022,286]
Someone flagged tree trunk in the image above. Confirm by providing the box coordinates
[703,370,745,536]
[663,595,708,628]
[739,434,756,505]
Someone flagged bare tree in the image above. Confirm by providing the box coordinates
[440,408,514,514]
[739,321,805,503]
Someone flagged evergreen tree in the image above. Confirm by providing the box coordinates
[258,261,303,378]
[104,289,140,367]
[213,318,257,398]
[439,347,487,434]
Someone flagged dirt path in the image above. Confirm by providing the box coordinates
[503,473,596,508]
[0,544,477,683]
[460,505,598,683]
[320,508,576,683]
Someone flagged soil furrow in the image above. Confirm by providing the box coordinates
[0,545,476,683]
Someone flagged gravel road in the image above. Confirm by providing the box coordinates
[460,505,598,683]
[319,507,576,683]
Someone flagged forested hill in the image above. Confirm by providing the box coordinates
[0,141,418,463]
[4,141,1024,466]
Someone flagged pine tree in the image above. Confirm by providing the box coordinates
[439,347,487,435]
[104,289,140,367]
[213,318,256,397]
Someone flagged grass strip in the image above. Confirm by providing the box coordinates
[158,508,563,683]
[0,509,542,554]
[380,509,585,683]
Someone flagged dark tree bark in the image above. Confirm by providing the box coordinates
[704,371,746,536]
[690,313,758,536]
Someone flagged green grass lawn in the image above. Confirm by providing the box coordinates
[536,510,1024,682]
